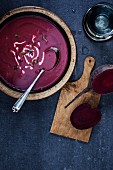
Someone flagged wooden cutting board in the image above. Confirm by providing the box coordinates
[50,56,101,143]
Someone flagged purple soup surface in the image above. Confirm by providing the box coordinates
[0,15,68,91]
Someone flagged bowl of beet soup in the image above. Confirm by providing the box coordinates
[0,6,76,100]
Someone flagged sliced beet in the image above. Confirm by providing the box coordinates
[70,103,101,130]
[65,64,113,109]
[91,69,113,94]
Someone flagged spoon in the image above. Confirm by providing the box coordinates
[65,64,113,108]
[12,47,60,112]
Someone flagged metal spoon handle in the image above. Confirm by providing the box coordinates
[12,69,45,112]
[65,86,91,108]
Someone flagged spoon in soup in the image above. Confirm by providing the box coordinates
[65,64,113,108]
[12,47,60,112]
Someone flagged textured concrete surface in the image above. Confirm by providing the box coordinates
[0,0,113,170]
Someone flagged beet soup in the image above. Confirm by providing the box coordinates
[0,15,69,91]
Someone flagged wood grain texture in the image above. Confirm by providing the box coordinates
[50,56,101,143]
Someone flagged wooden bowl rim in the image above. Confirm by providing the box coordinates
[0,6,76,100]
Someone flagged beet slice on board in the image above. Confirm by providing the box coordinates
[65,64,113,108]
[70,103,101,130]
[91,67,113,94]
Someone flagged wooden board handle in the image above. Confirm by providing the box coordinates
[80,56,95,83]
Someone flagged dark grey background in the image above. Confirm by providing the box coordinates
[0,0,113,170]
